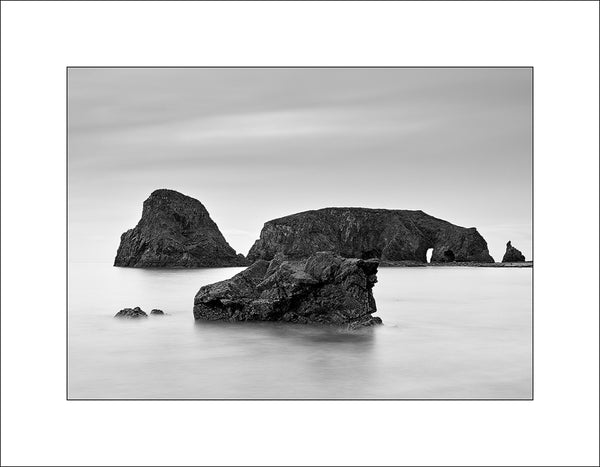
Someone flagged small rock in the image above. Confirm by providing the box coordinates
[115,307,147,318]
[150,309,165,315]
[502,241,526,262]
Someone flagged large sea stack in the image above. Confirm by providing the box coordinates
[247,208,494,264]
[114,189,247,268]
[194,251,381,327]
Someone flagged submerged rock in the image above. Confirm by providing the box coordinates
[150,309,165,315]
[114,189,248,268]
[193,251,381,327]
[115,307,148,318]
[247,208,494,264]
[502,241,526,262]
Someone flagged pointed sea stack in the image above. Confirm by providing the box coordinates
[114,189,247,268]
[502,241,526,262]
[247,208,494,264]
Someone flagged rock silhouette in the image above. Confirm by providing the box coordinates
[115,307,147,318]
[114,189,247,268]
[194,251,381,327]
[150,309,165,315]
[502,241,526,262]
[247,208,494,264]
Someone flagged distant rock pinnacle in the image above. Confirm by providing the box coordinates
[501,241,526,263]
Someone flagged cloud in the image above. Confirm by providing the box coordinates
[83,106,432,149]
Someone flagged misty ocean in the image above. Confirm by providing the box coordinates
[68,263,532,399]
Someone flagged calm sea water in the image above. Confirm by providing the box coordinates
[68,262,532,399]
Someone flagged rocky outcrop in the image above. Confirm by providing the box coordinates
[115,307,147,318]
[114,189,247,268]
[150,309,164,315]
[194,251,381,327]
[247,208,494,264]
[502,241,526,262]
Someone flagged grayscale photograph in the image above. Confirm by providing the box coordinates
[67,67,533,400]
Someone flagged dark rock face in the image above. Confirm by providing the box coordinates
[114,189,247,268]
[502,241,526,262]
[115,307,147,318]
[247,208,494,264]
[194,251,381,327]
[150,309,164,315]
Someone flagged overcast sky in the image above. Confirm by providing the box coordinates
[68,67,532,262]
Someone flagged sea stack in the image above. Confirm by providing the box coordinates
[247,208,494,264]
[502,241,526,262]
[114,189,247,268]
[194,251,381,328]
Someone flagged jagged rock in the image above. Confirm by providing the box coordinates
[502,241,526,262]
[193,251,381,327]
[150,309,164,315]
[247,208,494,264]
[115,307,147,318]
[114,189,248,268]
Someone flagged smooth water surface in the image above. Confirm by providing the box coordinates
[68,262,532,399]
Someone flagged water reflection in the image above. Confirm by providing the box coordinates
[194,319,377,344]
[192,320,378,394]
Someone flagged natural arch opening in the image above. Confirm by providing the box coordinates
[426,248,433,263]
[361,248,382,260]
